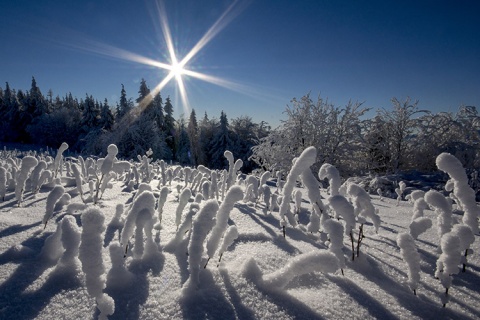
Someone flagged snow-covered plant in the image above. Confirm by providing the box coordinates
[319,163,341,196]
[0,167,7,201]
[347,183,381,232]
[451,224,475,272]
[395,181,406,206]
[409,217,433,240]
[276,171,283,192]
[224,150,235,189]
[55,215,81,275]
[324,219,345,274]
[35,169,53,193]
[436,152,479,236]
[106,242,135,290]
[300,164,326,234]
[328,195,356,260]
[435,232,462,307]
[377,188,383,201]
[15,156,38,205]
[262,184,271,215]
[279,146,317,237]
[39,221,64,263]
[164,203,200,251]
[206,186,243,266]
[294,189,302,215]
[184,199,219,291]
[71,163,85,201]
[397,232,421,295]
[217,225,239,266]
[201,181,211,200]
[154,186,170,230]
[93,144,118,203]
[29,160,47,194]
[79,208,115,319]
[258,171,271,201]
[108,204,125,229]
[176,188,192,230]
[42,185,65,228]
[120,191,156,258]
[424,190,453,249]
[411,191,428,220]
[260,251,340,288]
[53,142,68,178]
[347,183,380,257]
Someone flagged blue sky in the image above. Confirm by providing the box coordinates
[1,0,479,126]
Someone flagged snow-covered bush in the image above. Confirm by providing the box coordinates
[435,232,462,307]
[397,233,421,295]
[14,156,38,205]
[319,163,341,196]
[79,208,115,319]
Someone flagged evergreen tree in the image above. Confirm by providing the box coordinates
[136,78,151,109]
[210,111,233,169]
[175,118,191,165]
[81,94,100,131]
[187,109,199,165]
[197,112,215,166]
[164,96,176,158]
[28,76,48,118]
[99,99,115,131]
[116,84,133,120]
[151,92,164,132]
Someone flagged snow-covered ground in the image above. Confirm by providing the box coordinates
[0,156,479,319]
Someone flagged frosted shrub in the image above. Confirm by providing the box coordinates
[55,215,81,275]
[42,185,65,228]
[301,164,326,234]
[176,188,192,230]
[154,186,170,230]
[328,195,356,260]
[30,160,47,195]
[165,203,200,251]
[53,142,68,178]
[79,208,115,319]
[409,217,433,240]
[120,191,156,257]
[395,181,406,206]
[324,219,346,274]
[206,186,243,266]
[279,146,317,237]
[397,233,421,295]
[184,199,219,291]
[436,152,479,235]
[424,190,453,250]
[217,225,239,266]
[451,224,475,272]
[435,232,462,307]
[15,156,38,206]
[319,163,341,196]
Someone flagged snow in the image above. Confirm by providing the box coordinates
[0,149,480,319]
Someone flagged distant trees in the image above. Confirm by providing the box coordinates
[1,78,478,175]
[251,94,480,176]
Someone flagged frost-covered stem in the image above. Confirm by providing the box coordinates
[203,257,210,269]
[356,224,364,257]
[54,142,68,178]
[350,231,355,261]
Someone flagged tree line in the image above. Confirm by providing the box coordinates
[250,94,480,176]
[1,77,478,175]
[0,77,269,172]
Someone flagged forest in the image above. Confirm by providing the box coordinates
[1,77,479,176]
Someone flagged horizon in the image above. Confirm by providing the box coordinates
[1,0,479,127]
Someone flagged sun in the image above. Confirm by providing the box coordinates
[170,62,185,79]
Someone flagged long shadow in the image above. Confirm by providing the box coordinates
[353,255,474,319]
[326,275,399,319]
[107,251,165,320]
[1,266,83,319]
[218,268,257,320]
[246,276,326,319]
[0,221,41,239]
[180,269,238,320]
[104,224,123,247]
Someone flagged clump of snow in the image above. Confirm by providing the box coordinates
[319,163,341,196]
[424,190,453,245]
[262,251,340,288]
[436,152,479,235]
[397,233,421,294]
